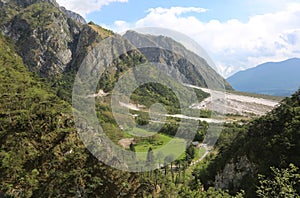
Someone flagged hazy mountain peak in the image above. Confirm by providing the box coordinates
[227,58,300,96]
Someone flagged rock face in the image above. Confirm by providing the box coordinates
[0,0,137,79]
[60,6,86,24]
[214,156,257,191]
[0,0,83,77]
[68,24,113,73]
[123,31,233,90]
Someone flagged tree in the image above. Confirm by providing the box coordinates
[185,144,195,164]
[146,147,155,169]
[174,159,182,185]
[181,160,189,184]
[194,128,206,142]
[256,164,300,197]
[156,151,164,168]
[136,114,149,126]
[129,142,136,159]
[164,154,175,182]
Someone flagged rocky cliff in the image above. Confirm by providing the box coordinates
[214,156,257,191]
[0,0,95,77]
[0,0,85,77]
[123,30,233,90]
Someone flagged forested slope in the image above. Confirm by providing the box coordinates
[0,33,151,197]
[194,89,300,197]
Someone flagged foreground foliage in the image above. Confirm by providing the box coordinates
[257,164,300,198]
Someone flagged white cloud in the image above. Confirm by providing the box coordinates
[112,4,300,77]
[56,0,128,17]
[147,7,207,16]
[113,20,131,32]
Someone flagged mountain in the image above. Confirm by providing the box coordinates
[0,0,230,112]
[0,0,86,77]
[123,30,233,91]
[0,0,231,196]
[0,31,152,197]
[227,58,300,96]
[0,0,230,97]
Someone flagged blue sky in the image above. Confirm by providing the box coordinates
[85,0,248,24]
[56,0,300,77]
[84,0,288,24]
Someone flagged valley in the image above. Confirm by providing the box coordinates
[0,0,299,197]
[119,83,280,124]
[112,83,281,172]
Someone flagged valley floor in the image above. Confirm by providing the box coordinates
[185,84,279,117]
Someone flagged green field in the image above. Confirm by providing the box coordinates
[134,132,186,162]
[128,126,207,163]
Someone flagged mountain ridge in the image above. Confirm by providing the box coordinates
[227,58,300,96]
[0,0,86,24]
[123,30,232,90]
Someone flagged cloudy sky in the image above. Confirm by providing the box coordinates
[56,0,300,78]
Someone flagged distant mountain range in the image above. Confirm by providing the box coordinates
[227,58,300,96]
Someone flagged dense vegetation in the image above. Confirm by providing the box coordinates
[130,83,209,116]
[0,33,152,197]
[0,31,240,197]
[192,89,300,197]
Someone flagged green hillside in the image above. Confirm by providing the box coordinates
[0,33,151,197]
[194,89,300,197]
[0,31,239,198]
